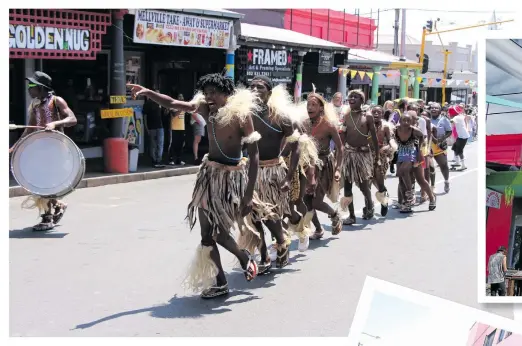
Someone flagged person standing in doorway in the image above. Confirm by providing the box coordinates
[143,88,165,168]
[488,246,508,296]
[169,93,186,166]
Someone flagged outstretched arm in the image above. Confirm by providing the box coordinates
[127,84,198,112]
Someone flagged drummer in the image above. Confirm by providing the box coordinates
[10,71,77,231]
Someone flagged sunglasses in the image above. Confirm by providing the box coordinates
[27,83,38,89]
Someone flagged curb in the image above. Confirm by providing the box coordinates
[9,166,199,198]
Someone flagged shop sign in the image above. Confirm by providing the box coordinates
[246,48,293,84]
[133,9,232,49]
[110,96,127,105]
[318,51,334,74]
[486,188,502,209]
[101,108,134,119]
[9,9,110,60]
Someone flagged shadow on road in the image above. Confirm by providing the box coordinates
[72,289,260,330]
[9,226,68,239]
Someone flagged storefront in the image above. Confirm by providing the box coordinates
[9,9,113,158]
[486,134,522,273]
[127,9,242,160]
[235,23,348,102]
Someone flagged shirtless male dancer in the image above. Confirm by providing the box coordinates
[340,90,380,224]
[247,76,300,272]
[369,105,397,216]
[10,71,77,231]
[303,87,344,239]
[129,73,269,299]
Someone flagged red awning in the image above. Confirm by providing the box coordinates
[486,134,522,166]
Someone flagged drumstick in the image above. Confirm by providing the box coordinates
[9,124,45,130]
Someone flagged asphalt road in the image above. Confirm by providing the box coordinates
[9,142,515,336]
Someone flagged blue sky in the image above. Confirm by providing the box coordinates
[361,292,474,346]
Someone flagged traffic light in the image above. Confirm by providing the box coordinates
[421,54,429,74]
[426,20,433,32]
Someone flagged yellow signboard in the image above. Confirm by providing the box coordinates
[110,95,127,104]
[100,108,134,119]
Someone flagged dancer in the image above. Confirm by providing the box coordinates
[128,73,270,299]
[280,111,320,252]
[303,86,343,239]
[395,111,436,213]
[10,71,77,231]
[369,105,397,216]
[340,90,379,225]
[429,103,452,193]
[388,98,407,174]
[245,76,299,272]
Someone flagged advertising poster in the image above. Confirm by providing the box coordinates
[133,9,232,49]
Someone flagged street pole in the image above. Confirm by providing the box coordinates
[442,49,451,105]
[393,9,400,56]
[400,9,406,59]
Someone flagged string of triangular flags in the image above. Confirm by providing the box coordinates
[334,67,477,87]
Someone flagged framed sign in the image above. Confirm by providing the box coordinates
[318,51,334,74]
[133,9,232,49]
[246,48,293,84]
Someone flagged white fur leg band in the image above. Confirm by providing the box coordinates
[389,139,398,153]
[375,191,389,206]
[182,244,218,293]
[241,131,262,145]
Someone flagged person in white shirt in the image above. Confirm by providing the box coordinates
[452,110,470,170]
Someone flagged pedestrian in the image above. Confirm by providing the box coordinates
[169,93,186,166]
[394,111,436,213]
[388,98,408,174]
[190,111,206,165]
[143,87,165,168]
[450,106,470,171]
[10,71,77,231]
[429,103,452,193]
[128,73,273,299]
[488,246,508,296]
[340,90,380,224]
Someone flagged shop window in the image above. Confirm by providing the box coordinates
[42,52,109,148]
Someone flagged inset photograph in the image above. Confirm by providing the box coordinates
[485,38,522,301]
[349,277,522,346]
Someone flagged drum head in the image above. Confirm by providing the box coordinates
[11,130,85,198]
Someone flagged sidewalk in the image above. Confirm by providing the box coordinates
[9,156,199,198]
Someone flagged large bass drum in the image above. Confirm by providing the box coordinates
[11,130,85,198]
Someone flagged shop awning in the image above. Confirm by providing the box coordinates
[346,48,417,67]
[239,23,349,52]
[486,38,522,135]
[486,134,522,166]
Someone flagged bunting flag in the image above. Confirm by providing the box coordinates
[327,67,476,88]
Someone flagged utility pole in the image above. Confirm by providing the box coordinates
[400,9,407,60]
[393,9,400,56]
